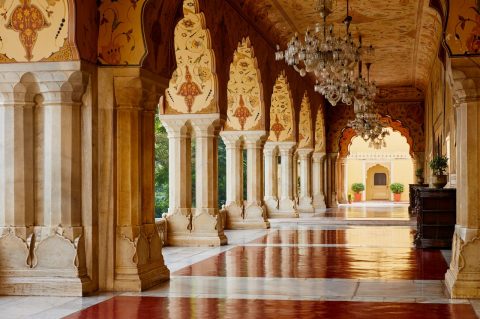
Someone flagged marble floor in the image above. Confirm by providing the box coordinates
[1,203,479,318]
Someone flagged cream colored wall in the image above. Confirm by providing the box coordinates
[345,128,414,201]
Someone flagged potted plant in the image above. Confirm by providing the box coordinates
[390,183,404,202]
[351,183,365,202]
[429,155,448,188]
[415,168,424,184]
[347,193,352,204]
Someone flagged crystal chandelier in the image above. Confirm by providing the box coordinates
[275,0,361,106]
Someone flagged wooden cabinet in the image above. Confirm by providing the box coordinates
[413,188,456,249]
[408,184,428,216]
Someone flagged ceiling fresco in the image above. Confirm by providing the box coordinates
[241,0,443,91]
[446,0,480,56]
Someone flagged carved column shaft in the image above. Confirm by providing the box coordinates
[312,152,326,211]
[220,133,243,206]
[263,143,278,201]
[161,119,191,214]
[244,132,265,206]
[326,153,338,208]
[280,145,294,201]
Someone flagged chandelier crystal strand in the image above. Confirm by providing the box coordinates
[276,0,360,106]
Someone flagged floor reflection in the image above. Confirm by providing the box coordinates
[174,245,448,280]
[64,296,478,319]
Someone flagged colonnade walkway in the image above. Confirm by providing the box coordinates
[2,204,479,318]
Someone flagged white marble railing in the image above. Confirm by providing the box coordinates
[346,152,411,160]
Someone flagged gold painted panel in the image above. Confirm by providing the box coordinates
[268,72,294,142]
[446,0,480,55]
[0,0,75,62]
[315,106,325,152]
[164,0,217,114]
[225,37,264,131]
[298,92,312,149]
[98,0,148,65]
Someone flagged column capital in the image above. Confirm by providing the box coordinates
[159,117,190,138]
[243,131,267,145]
[190,113,223,137]
[312,152,326,161]
[278,142,297,155]
[219,131,242,148]
[297,148,314,159]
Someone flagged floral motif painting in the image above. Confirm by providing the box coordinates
[446,0,480,55]
[315,106,325,153]
[98,0,147,65]
[225,37,264,131]
[164,0,217,114]
[298,92,313,149]
[0,0,75,62]
[268,72,294,142]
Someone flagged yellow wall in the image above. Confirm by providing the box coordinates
[345,128,414,202]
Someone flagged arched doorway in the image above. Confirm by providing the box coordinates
[366,164,390,200]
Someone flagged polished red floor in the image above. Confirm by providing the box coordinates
[252,228,416,246]
[173,245,448,280]
[63,296,477,319]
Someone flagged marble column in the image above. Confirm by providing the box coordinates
[326,153,339,208]
[312,152,327,213]
[337,158,347,204]
[277,142,298,217]
[297,148,314,214]
[113,74,169,291]
[220,132,244,228]
[243,132,269,228]
[0,66,100,296]
[263,142,279,215]
[190,115,227,245]
[445,70,480,298]
[159,116,192,245]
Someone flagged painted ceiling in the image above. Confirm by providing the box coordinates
[241,0,443,91]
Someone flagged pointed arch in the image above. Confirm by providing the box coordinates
[225,37,265,131]
[298,92,313,149]
[268,72,295,142]
[163,0,218,114]
[315,105,326,153]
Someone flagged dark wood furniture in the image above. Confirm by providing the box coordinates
[409,184,428,216]
[414,188,456,249]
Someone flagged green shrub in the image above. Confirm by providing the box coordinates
[415,168,424,177]
[390,183,404,194]
[429,155,448,175]
[351,183,365,193]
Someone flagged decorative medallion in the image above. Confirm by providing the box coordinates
[298,92,313,149]
[0,0,72,62]
[268,72,294,142]
[225,37,264,131]
[177,66,202,113]
[164,0,217,114]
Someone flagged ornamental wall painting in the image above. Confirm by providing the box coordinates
[268,72,294,142]
[98,0,148,65]
[315,106,326,153]
[297,92,313,149]
[225,37,264,131]
[0,0,77,62]
[446,0,480,55]
[164,0,217,114]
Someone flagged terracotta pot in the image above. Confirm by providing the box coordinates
[354,192,362,202]
[393,193,402,202]
[432,174,448,189]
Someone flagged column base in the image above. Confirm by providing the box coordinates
[268,198,299,218]
[313,194,327,215]
[166,208,228,247]
[298,196,314,214]
[0,227,97,296]
[445,229,480,298]
[114,224,170,291]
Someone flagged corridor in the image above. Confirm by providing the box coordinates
[3,205,477,318]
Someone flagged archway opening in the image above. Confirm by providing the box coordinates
[343,127,414,212]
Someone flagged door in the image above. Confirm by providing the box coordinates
[366,165,390,200]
